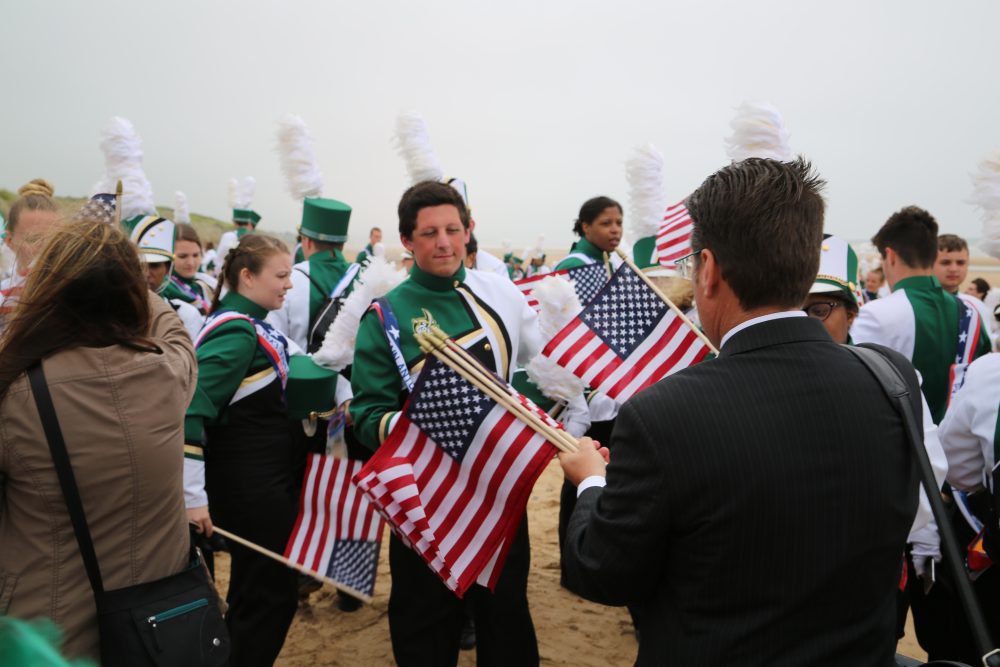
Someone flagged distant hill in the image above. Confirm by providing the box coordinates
[0,189,232,246]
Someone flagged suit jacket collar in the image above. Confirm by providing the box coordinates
[718,315,833,358]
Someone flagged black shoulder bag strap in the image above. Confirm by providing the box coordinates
[844,345,1000,667]
[27,362,107,602]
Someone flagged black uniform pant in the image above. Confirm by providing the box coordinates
[212,483,299,667]
[388,516,538,667]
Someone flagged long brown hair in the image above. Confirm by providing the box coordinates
[0,219,153,399]
[211,234,289,312]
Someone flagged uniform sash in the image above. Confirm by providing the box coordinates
[370,297,414,391]
[196,310,290,390]
[948,297,983,402]
[169,275,210,314]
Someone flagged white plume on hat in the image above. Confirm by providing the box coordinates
[394,110,445,184]
[524,235,546,261]
[277,114,323,201]
[626,144,667,239]
[312,256,407,371]
[174,191,191,224]
[525,275,587,401]
[92,116,156,221]
[228,176,256,210]
[724,102,794,163]
[969,150,1000,259]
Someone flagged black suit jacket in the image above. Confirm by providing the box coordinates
[563,316,921,666]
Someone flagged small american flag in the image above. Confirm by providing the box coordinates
[285,455,385,599]
[354,356,558,596]
[656,200,694,265]
[75,193,117,225]
[541,262,711,403]
[514,262,607,311]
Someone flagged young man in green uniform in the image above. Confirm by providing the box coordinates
[851,206,992,662]
[852,207,991,423]
[353,226,382,266]
[351,181,581,667]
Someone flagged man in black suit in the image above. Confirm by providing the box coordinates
[559,158,922,666]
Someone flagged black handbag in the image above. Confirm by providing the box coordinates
[844,345,1000,667]
[28,362,230,667]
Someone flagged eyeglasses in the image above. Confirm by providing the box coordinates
[673,249,701,280]
[803,300,845,321]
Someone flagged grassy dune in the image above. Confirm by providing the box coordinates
[0,189,230,246]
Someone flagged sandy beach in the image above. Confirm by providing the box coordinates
[211,458,926,665]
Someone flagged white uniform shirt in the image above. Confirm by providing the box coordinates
[939,353,1000,491]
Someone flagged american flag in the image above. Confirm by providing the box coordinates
[75,193,117,225]
[541,262,712,403]
[285,455,385,599]
[514,262,608,311]
[353,356,559,596]
[656,200,694,265]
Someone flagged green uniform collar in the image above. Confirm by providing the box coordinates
[409,263,467,292]
[220,290,268,320]
[893,275,941,293]
[572,237,606,262]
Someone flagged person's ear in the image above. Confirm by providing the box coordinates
[401,234,414,252]
[239,266,254,289]
[698,249,721,298]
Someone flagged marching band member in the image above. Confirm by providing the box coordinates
[350,181,586,666]
[183,234,299,667]
[163,222,216,317]
[555,196,623,272]
[216,176,260,266]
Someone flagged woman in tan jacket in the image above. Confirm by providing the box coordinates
[0,218,196,660]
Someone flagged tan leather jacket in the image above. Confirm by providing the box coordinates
[0,294,197,660]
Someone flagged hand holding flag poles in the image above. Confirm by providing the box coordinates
[415,326,579,454]
[616,248,719,356]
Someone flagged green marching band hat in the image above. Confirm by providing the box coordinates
[300,198,351,243]
[811,234,864,306]
[232,208,261,226]
[128,215,175,264]
[285,354,340,420]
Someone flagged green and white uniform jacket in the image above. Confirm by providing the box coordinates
[183,291,288,507]
[851,275,991,424]
[350,263,589,451]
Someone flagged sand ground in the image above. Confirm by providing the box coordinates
[213,459,926,666]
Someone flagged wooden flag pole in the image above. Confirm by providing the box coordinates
[114,180,123,228]
[210,525,374,604]
[415,333,578,453]
[614,248,719,355]
[424,327,580,453]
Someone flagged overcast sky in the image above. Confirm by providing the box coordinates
[3,1,999,253]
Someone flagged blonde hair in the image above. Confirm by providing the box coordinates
[0,218,152,398]
[212,234,289,312]
[8,179,58,235]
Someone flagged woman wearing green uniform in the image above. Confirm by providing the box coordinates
[555,195,623,271]
[162,223,215,316]
[183,234,298,667]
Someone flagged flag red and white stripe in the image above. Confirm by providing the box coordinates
[656,200,694,265]
[353,357,559,596]
[285,455,385,597]
[541,262,711,403]
[514,262,607,311]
